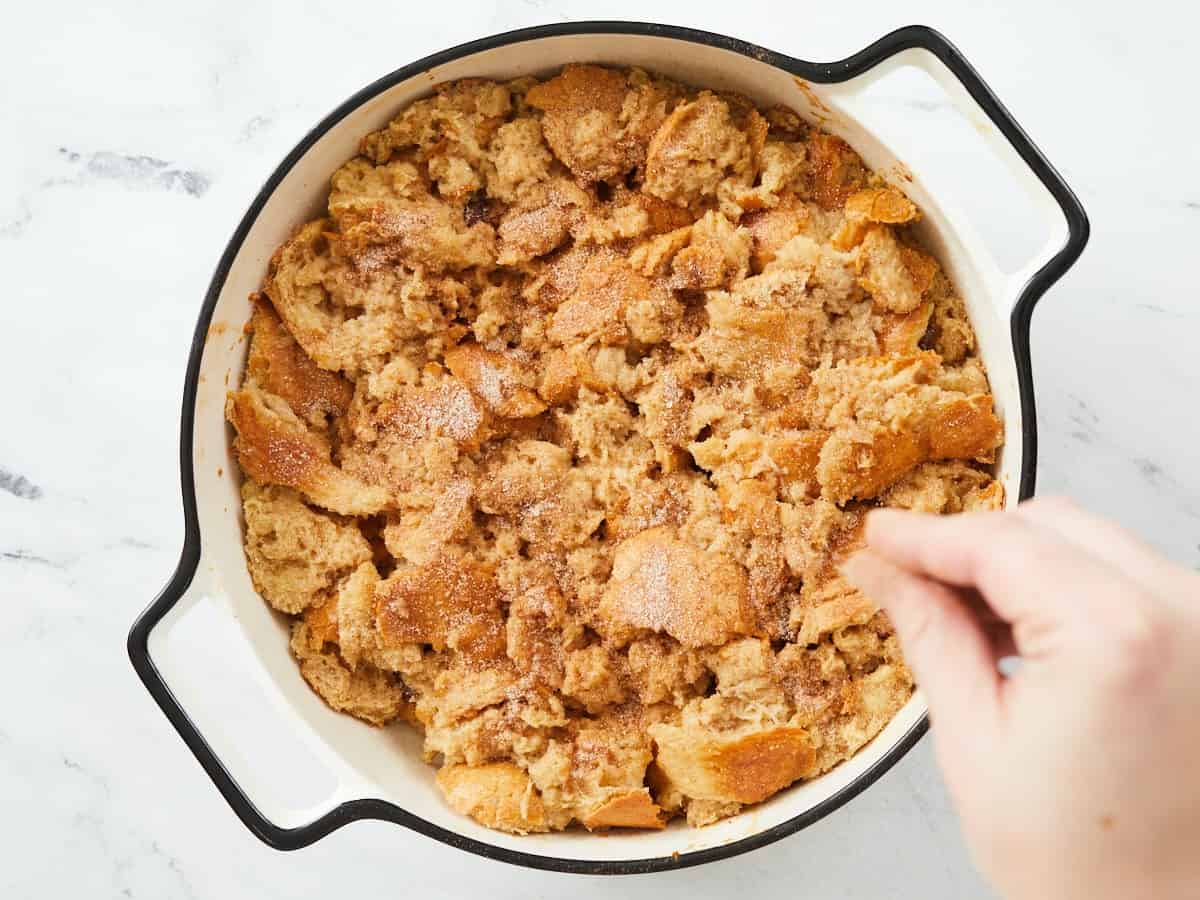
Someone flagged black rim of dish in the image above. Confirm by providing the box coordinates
[127,20,1089,875]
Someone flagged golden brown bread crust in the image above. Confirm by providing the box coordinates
[246,296,353,427]
[643,91,764,210]
[600,526,759,648]
[801,132,869,211]
[580,788,665,830]
[228,65,1005,835]
[226,382,390,516]
[805,352,1003,503]
[376,552,506,663]
[436,762,550,834]
[831,186,921,251]
[526,65,679,184]
[650,722,817,805]
[855,226,939,314]
[444,341,546,419]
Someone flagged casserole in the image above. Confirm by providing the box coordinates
[128,21,1088,874]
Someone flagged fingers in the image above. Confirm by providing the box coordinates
[962,588,1019,659]
[841,549,1000,749]
[1016,496,1176,587]
[861,507,1125,629]
[862,508,1031,596]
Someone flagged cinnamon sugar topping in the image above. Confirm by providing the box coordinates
[228,65,1003,835]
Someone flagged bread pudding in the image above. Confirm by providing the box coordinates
[225,65,1004,834]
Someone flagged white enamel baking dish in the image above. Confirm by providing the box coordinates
[128,22,1088,874]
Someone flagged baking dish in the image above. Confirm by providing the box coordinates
[128,22,1088,874]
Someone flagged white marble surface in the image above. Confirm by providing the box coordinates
[3,1,1198,897]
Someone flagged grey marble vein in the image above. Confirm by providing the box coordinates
[146,841,198,900]
[0,201,32,238]
[62,755,112,798]
[1,549,60,568]
[1065,393,1100,425]
[1064,394,1102,445]
[238,113,274,143]
[0,467,42,499]
[1135,456,1169,488]
[1130,458,1200,523]
[1135,302,1177,316]
[56,148,212,197]
[116,536,157,551]
[2,149,212,242]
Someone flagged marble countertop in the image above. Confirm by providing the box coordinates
[3,1,1197,897]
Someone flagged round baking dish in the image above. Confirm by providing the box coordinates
[128,22,1088,874]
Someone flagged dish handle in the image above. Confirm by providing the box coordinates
[814,25,1090,323]
[128,555,378,850]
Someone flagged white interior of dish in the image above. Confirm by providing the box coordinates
[148,32,1031,863]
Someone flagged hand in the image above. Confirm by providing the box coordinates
[842,497,1200,900]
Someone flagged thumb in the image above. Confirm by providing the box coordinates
[841,549,1000,753]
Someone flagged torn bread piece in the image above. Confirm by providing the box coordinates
[245,296,353,428]
[831,186,920,251]
[226,382,390,515]
[649,716,817,806]
[805,352,1002,503]
[437,763,550,834]
[600,526,759,648]
[241,481,371,615]
[526,65,680,183]
[290,610,410,726]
